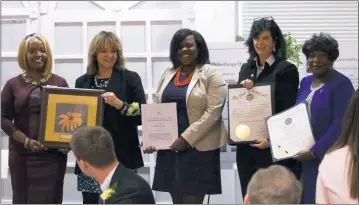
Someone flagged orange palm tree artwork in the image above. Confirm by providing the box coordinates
[58,112,83,132]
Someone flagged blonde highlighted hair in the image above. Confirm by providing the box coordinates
[87,31,126,75]
[17,33,53,78]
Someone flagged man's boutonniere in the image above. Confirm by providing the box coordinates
[100,182,119,201]
[126,102,141,116]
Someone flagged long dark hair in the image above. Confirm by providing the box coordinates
[329,89,358,199]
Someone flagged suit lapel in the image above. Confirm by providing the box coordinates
[81,75,94,89]
[105,164,122,204]
[157,68,176,103]
[186,65,202,105]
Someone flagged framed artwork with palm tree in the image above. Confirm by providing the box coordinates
[38,86,105,149]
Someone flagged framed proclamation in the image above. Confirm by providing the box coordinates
[38,86,105,149]
[227,83,275,145]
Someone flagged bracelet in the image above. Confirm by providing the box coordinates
[24,137,28,149]
[310,151,316,159]
[24,137,31,149]
[120,102,129,115]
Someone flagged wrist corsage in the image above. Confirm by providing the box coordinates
[120,102,141,116]
[126,102,140,116]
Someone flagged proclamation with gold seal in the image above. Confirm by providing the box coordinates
[227,84,274,144]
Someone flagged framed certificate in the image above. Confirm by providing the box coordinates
[141,103,178,150]
[227,83,275,145]
[38,86,105,149]
[265,101,316,162]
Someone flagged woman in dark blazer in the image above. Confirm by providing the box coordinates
[235,17,300,198]
[294,32,354,204]
[74,31,146,204]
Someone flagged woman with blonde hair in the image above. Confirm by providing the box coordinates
[1,33,69,203]
[74,31,146,204]
[316,89,358,204]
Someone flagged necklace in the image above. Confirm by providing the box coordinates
[94,76,110,88]
[174,67,194,87]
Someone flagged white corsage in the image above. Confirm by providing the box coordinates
[126,102,141,116]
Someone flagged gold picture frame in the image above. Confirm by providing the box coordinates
[38,86,105,149]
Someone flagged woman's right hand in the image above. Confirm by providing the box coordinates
[139,142,156,154]
[240,79,254,90]
[28,139,45,152]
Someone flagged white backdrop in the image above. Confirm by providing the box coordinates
[0,1,358,204]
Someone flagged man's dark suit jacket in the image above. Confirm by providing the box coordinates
[103,163,155,204]
[74,69,146,175]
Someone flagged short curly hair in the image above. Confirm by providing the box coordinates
[302,32,339,62]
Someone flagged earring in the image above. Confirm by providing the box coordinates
[306,62,311,72]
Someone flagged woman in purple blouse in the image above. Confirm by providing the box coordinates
[294,33,355,203]
[1,33,69,203]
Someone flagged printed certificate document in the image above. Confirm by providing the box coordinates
[141,103,178,150]
[266,102,316,162]
[228,84,273,144]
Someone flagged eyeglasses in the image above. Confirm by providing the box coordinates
[24,33,37,40]
[253,16,274,22]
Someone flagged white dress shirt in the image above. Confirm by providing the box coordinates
[254,54,275,78]
[100,163,119,192]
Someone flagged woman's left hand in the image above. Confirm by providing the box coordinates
[170,137,190,152]
[59,148,70,154]
[293,150,313,161]
[250,138,270,149]
[102,92,123,109]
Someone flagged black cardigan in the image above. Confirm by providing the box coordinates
[74,69,146,174]
[237,58,299,114]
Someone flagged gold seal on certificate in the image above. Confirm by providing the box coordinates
[266,102,315,162]
[235,124,250,140]
[228,84,273,143]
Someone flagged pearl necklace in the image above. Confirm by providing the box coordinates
[94,77,110,88]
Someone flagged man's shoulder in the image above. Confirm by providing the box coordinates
[109,166,154,204]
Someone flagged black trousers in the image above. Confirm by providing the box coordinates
[236,144,301,198]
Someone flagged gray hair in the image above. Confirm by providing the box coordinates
[247,165,302,204]
[70,126,117,168]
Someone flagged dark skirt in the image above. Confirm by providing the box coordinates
[152,147,221,195]
[8,149,67,204]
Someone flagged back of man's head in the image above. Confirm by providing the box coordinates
[70,126,117,169]
[245,165,302,204]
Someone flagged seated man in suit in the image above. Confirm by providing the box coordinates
[244,165,302,204]
[70,126,155,204]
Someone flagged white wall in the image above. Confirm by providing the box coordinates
[1,1,358,204]
[0,1,240,204]
[193,1,236,42]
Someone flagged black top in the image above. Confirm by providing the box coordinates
[237,59,299,114]
[162,75,190,136]
[236,59,300,169]
[103,162,155,204]
[74,69,146,173]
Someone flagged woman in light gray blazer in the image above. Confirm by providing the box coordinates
[143,28,228,204]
